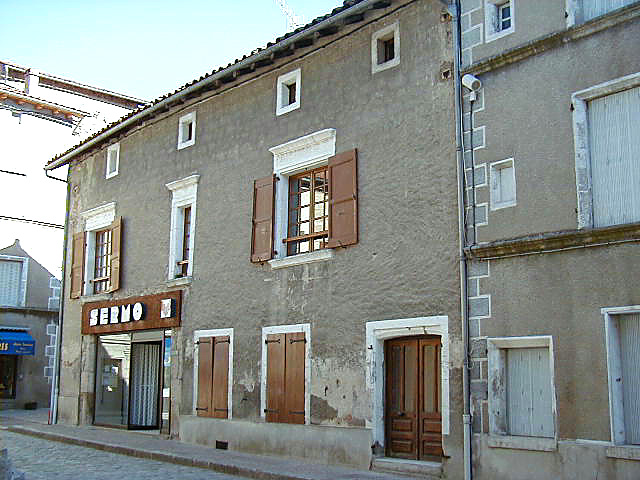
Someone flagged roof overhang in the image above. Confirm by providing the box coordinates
[1,87,88,126]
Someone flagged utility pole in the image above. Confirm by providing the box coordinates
[273,0,304,31]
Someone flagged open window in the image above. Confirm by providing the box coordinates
[484,0,515,42]
[106,143,119,179]
[371,22,400,74]
[177,112,196,150]
[166,175,199,281]
[276,69,301,116]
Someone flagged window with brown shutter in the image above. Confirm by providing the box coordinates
[251,175,276,263]
[70,232,86,299]
[196,335,230,419]
[265,331,306,424]
[327,149,358,248]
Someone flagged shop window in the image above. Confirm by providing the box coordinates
[252,129,358,267]
[194,329,232,419]
[261,324,309,425]
[276,69,301,116]
[371,22,400,74]
[177,112,196,150]
[72,203,122,298]
[0,256,28,307]
[0,355,17,399]
[485,0,515,42]
[106,143,119,179]
[166,175,199,281]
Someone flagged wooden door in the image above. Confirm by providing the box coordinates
[385,336,442,460]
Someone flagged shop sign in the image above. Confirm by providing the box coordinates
[82,291,181,335]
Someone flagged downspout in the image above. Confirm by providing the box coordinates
[48,165,71,424]
[451,1,473,479]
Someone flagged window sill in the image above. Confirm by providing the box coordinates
[80,293,112,304]
[372,57,400,74]
[607,445,640,461]
[177,140,195,151]
[485,28,514,43]
[276,101,300,116]
[488,435,557,452]
[268,249,334,270]
[167,276,192,287]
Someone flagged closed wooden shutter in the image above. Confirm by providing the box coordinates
[70,232,86,299]
[285,332,306,424]
[266,333,285,423]
[108,216,122,292]
[212,336,230,419]
[251,175,276,263]
[196,337,213,416]
[327,149,358,248]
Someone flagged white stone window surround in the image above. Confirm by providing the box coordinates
[0,255,29,307]
[192,328,234,419]
[602,305,640,455]
[105,143,119,179]
[365,316,450,450]
[260,323,312,425]
[268,128,336,270]
[177,111,196,150]
[484,0,515,43]
[490,158,516,211]
[166,175,199,281]
[487,335,558,452]
[275,68,301,116]
[79,202,116,297]
[371,21,400,74]
[572,72,640,229]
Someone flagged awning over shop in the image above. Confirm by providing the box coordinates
[0,330,35,355]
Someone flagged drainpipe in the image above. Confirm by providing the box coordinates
[48,165,71,424]
[451,1,473,479]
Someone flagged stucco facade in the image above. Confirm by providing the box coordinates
[460,0,640,478]
[52,1,464,477]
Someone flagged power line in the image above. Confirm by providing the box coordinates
[0,215,64,229]
[0,169,26,177]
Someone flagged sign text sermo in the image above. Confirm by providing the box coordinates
[89,302,145,326]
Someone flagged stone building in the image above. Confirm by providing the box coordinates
[45,1,466,478]
[458,0,640,478]
[0,239,60,410]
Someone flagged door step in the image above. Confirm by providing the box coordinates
[372,457,442,479]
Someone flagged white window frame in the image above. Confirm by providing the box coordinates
[192,328,234,419]
[105,143,119,179]
[484,0,515,43]
[260,323,311,425]
[371,21,400,74]
[0,255,28,307]
[490,158,516,210]
[566,0,636,27]
[275,68,301,116]
[79,202,116,297]
[268,128,336,269]
[572,72,640,229]
[602,305,640,448]
[177,111,196,150]
[487,335,557,452]
[166,175,199,282]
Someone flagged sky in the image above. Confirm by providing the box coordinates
[1,0,345,101]
[0,0,345,277]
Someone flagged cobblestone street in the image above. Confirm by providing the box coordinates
[3,430,245,480]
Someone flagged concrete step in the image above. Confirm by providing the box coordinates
[371,457,442,479]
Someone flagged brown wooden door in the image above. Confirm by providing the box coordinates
[385,336,442,460]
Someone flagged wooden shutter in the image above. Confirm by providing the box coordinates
[212,336,230,419]
[266,333,285,423]
[251,175,276,263]
[70,232,86,299]
[285,332,306,425]
[108,216,122,292]
[327,149,358,248]
[196,337,213,416]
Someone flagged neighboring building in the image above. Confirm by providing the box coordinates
[45,0,465,478]
[459,0,640,478]
[0,239,60,409]
[0,60,147,278]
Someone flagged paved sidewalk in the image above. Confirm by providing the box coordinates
[0,414,408,480]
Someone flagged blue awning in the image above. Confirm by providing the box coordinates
[0,331,35,356]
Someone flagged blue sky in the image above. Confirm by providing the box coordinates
[1,0,344,100]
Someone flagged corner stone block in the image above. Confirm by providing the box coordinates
[469,260,488,277]
[470,337,487,359]
[470,380,488,400]
[469,296,490,318]
[461,0,482,14]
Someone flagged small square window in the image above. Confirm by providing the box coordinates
[177,112,196,150]
[485,0,515,42]
[276,69,301,116]
[490,158,516,210]
[106,143,119,179]
[372,22,400,74]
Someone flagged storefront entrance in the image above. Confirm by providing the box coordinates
[95,331,170,430]
[385,336,443,460]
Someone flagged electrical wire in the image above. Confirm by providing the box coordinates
[0,215,63,229]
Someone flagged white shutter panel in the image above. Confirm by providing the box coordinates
[0,260,23,306]
[582,0,635,22]
[619,313,640,444]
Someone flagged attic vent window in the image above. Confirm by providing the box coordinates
[177,112,196,150]
[106,143,120,179]
[276,69,301,116]
[371,22,400,74]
